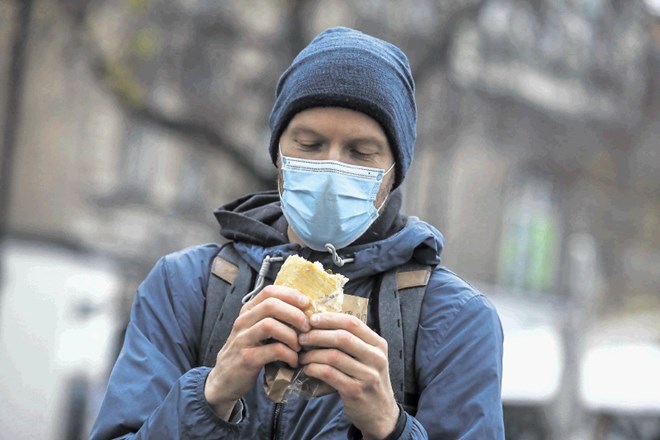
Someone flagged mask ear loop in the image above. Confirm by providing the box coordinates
[375,162,396,214]
[376,195,389,214]
[276,144,286,198]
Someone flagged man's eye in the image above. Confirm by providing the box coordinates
[351,150,373,159]
[298,142,321,150]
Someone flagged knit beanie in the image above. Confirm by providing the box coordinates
[268,27,416,188]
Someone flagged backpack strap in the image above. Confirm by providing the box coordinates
[378,262,432,415]
[198,243,256,367]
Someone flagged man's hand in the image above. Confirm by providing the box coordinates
[204,285,311,420]
[298,313,400,440]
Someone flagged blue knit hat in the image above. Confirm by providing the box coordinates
[268,27,416,188]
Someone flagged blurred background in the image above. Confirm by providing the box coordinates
[0,0,658,439]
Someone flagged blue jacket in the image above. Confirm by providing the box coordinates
[90,191,504,439]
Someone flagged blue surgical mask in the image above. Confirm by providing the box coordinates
[279,151,394,251]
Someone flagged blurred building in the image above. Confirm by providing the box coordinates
[1,1,659,439]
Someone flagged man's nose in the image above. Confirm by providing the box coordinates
[326,144,344,162]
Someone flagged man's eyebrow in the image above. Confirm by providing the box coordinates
[351,137,387,148]
[288,126,325,137]
[287,126,387,149]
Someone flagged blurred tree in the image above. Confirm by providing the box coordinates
[0,0,32,241]
[43,0,658,309]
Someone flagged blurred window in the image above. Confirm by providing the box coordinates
[497,177,560,295]
[120,122,161,200]
[175,149,206,215]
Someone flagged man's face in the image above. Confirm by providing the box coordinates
[277,106,396,208]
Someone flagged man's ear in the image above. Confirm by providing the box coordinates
[276,169,284,194]
[275,142,283,168]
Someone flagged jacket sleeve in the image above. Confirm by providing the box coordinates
[89,246,248,439]
[412,269,505,439]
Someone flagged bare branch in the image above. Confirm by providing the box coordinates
[58,1,277,189]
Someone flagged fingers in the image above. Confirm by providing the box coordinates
[240,285,311,333]
[240,315,305,351]
[297,312,389,383]
[246,284,310,311]
[206,285,312,409]
[231,284,315,358]
[300,347,371,383]
[295,312,398,438]
[205,338,300,411]
[237,342,301,370]
[310,313,378,340]
[298,334,387,385]
[302,313,387,356]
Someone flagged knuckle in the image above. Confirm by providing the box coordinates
[232,313,249,331]
[273,343,285,356]
[275,343,292,359]
[239,347,259,369]
[275,344,297,367]
[338,331,356,347]
[380,338,389,356]
[261,297,278,313]
[258,285,280,299]
[364,371,380,390]
[315,364,333,381]
[260,317,276,335]
[345,382,366,400]
[346,316,361,331]
[327,349,342,364]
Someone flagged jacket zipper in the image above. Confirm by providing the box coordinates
[271,402,283,440]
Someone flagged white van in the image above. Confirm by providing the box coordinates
[0,237,124,440]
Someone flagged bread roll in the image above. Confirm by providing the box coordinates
[274,255,348,317]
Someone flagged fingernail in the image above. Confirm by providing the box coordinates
[299,333,308,344]
[310,314,320,325]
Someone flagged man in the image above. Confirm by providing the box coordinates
[90,27,504,439]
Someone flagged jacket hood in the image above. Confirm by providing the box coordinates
[214,190,444,280]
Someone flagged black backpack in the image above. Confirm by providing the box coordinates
[197,242,432,414]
